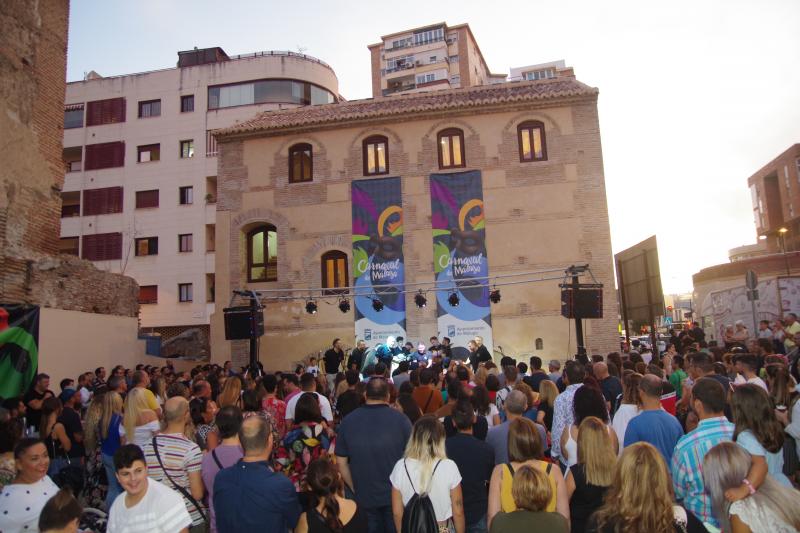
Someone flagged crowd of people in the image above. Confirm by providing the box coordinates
[0,328,799,532]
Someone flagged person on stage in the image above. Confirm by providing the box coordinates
[323,339,345,393]
[375,337,402,370]
[348,340,367,373]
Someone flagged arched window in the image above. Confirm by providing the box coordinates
[437,128,465,169]
[517,121,547,162]
[535,338,544,350]
[321,250,348,295]
[288,143,313,183]
[363,135,389,176]
[247,224,277,282]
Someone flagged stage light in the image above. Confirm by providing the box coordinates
[448,291,460,307]
[414,291,427,308]
[372,297,384,312]
[338,298,351,313]
[305,300,317,314]
[489,288,501,304]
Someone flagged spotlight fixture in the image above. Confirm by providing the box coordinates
[372,297,384,312]
[305,300,318,314]
[338,298,351,313]
[448,291,460,307]
[489,288,501,304]
[414,290,427,309]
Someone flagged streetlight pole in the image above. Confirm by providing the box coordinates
[779,227,790,276]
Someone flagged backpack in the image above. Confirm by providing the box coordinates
[401,459,441,533]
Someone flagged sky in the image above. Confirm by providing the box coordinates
[66,0,800,294]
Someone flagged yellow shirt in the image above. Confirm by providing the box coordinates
[500,461,557,513]
[785,321,800,349]
[140,387,160,411]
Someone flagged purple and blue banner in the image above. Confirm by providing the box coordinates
[430,170,492,359]
[351,177,406,347]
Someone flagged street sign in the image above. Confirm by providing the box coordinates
[747,289,759,301]
[745,270,758,290]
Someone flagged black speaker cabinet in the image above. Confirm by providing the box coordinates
[561,288,603,319]
[223,306,264,340]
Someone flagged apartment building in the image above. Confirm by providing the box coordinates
[60,47,340,340]
[368,22,506,97]
[509,60,568,82]
[748,144,800,253]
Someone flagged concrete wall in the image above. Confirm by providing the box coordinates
[211,94,618,371]
[38,307,146,388]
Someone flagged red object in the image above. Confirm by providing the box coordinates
[660,391,677,416]
[0,308,8,331]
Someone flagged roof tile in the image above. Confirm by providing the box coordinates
[214,78,597,137]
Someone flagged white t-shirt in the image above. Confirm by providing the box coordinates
[480,404,500,428]
[132,420,161,449]
[747,376,768,391]
[307,365,320,376]
[389,458,462,522]
[285,391,333,421]
[612,403,640,456]
[0,476,60,533]
[108,478,192,533]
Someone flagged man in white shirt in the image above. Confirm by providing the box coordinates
[108,444,192,533]
[734,353,768,391]
[285,373,333,423]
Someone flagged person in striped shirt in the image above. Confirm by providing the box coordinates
[142,397,206,530]
[671,378,734,528]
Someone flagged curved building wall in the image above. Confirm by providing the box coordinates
[60,52,339,333]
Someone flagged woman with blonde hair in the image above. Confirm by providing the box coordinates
[588,442,705,532]
[150,376,168,407]
[489,465,568,533]
[703,441,800,533]
[474,366,489,387]
[488,418,569,529]
[98,391,124,509]
[536,379,558,432]
[390,415,465,532]
[217,375,242,408]
[611,372,642,453]
[123,387,160,448]
[565,416,616,533]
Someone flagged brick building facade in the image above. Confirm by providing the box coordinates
[211,72,618,370]
[0,0,137,314]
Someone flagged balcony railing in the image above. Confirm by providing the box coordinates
[385,63,415,74]
[383,84,416,96]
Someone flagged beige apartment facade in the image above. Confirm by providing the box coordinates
[60,48,339,342]
[368,22,506,97]
[210,73,618,370]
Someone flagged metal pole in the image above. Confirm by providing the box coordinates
[750,297,758,337]
[642,251,658,358]
[248,295,260,376]
[572,272,586,356]
[781,234,791,276]
[617,258,631,351]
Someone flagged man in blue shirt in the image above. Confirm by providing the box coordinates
[214,416,300,533]
[671,378,734,528]
[336,377,411,533]
[624,374,684,463]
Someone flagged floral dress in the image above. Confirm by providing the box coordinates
[273,422,333,492]
[262,396,287,440]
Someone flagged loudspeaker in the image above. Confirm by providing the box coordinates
[574,288,603,319]
[560,288,603,319]
[223,306,264,340]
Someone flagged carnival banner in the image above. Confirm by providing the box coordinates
[351,177,406,348]
[0,305,40,398]
[430,170,492,359]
